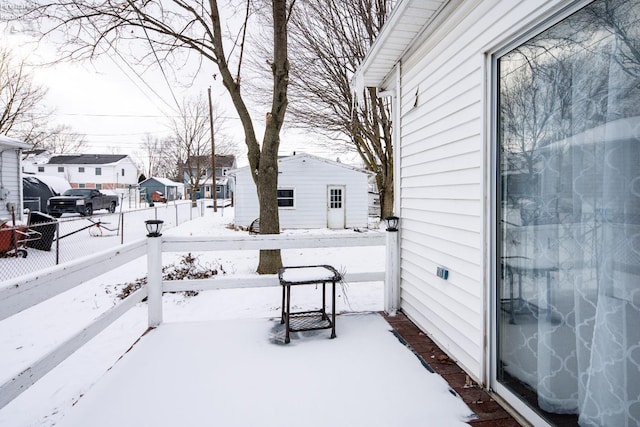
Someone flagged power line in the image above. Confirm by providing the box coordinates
[52,112,240,119]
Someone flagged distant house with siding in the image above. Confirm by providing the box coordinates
[26,154,139,190]
[0,136,30,222]
[138,177,184,202]
[180,154,236,200]
[230,153,372,230]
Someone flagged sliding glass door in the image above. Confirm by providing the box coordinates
[496,1,640,425]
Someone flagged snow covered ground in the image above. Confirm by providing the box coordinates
[0,208,474,426]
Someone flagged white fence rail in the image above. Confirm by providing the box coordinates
[0,232,386,410]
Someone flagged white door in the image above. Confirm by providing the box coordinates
[327,185,345,229]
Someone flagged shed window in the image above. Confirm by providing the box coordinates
[38,166,44,172]
[277,189,295,208]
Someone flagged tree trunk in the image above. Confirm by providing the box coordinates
[256,0,289,274]
[256,140,282,273]
[209,0,289,274]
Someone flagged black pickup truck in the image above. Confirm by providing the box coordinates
[47,189,119,217]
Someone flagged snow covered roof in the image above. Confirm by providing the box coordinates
[141,177,183,187]
[197,177,228,186]
[0,135,30,150]
[228,153,373,176]
[28,174,71,194]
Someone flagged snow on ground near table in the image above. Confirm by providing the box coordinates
[55,314,474,427]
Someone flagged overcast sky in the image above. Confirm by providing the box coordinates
[2,5,360,170]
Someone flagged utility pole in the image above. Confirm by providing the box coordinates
[208,86,217,212]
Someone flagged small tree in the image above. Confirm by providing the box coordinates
[170,96,212,207]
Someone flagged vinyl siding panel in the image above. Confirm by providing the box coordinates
[393,0,560,379]
[0,148,24,221]
[233,168,259,228]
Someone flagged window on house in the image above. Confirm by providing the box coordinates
[277,189,295,208]
[96,184,102,190]
[121,168,125,176]
[95,167,102,176]
[79,167,85,173]
[38,166,44,172]
[79,183,86,188]
[57,166,64,173]
[495,1,640,424]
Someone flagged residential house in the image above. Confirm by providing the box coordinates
[0,136,30,222]
[355,0,640,425]
[25,154,139,190]
[180,154,236,200]
[230,153,372,229]
[138,177,184,202]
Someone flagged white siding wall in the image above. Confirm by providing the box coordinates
[233,156,370,229]
[0,148,25,221]
[233,168,260,228]
[396,0,560,381]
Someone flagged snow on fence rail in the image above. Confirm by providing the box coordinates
[0,232,386,410]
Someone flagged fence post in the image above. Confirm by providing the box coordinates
[55,221,60,265]
[146,225,163,328]
[120,212,124,245]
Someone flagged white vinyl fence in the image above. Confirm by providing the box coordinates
[0,232,386,410]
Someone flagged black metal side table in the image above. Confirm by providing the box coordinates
[278,265,342,344]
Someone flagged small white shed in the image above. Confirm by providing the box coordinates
[230,153,372,229]
[0,136,30,222]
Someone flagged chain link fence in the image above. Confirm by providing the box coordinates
[0,200,223,283]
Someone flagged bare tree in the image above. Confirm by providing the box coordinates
[140,134,176,178]
[170,95,212,207]
[21,0,293,273]
[249,0,394,217]
[0,47,50,143]
[39,124,87,153]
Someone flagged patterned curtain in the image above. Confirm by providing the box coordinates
[498,1,640,425]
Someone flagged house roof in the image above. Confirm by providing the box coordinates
[140,177,183,187]
[228,153,374,176]
[353,0,448,90]
[47,154,129,165]
[0,135,30,150]
[183,155,236,169]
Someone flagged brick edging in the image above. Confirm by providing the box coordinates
[382,312,522,426]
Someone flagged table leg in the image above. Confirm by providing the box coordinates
[285,285,291,344]
[330,281,336,339]
[281,284,286,324]
[322,282,327,320]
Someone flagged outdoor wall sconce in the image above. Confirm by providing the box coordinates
[384,216,399,232]
[145,219,164,237]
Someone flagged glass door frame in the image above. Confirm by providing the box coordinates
[487,1,594,425]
